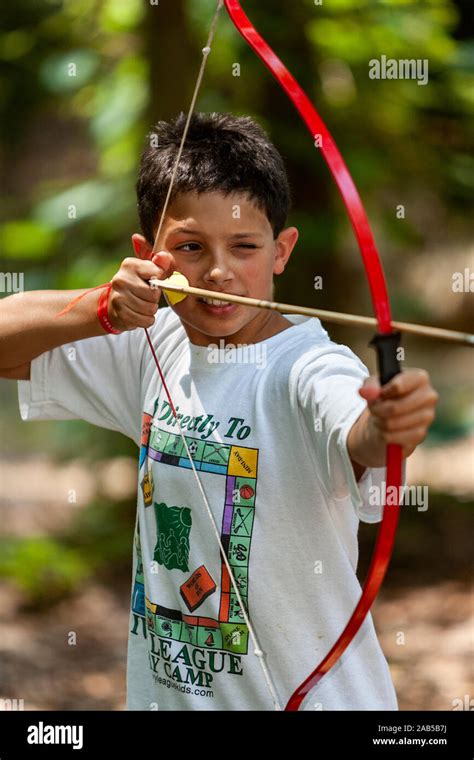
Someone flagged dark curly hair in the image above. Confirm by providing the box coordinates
[136,112,291,244]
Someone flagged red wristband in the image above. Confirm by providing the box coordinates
[97,284,121,335]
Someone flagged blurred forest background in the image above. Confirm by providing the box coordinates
[0,0,472,710]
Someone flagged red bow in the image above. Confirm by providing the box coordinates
[223,0,403,711]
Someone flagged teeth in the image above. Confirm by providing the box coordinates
[202,297,229,306]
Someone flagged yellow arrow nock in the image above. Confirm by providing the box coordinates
[160,271,189,305]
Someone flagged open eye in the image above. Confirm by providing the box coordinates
[178,242,202,253]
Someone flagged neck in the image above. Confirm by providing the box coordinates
[186,310,293,347]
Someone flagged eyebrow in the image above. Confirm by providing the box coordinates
[171,227,202,235]
[170,227,263,239]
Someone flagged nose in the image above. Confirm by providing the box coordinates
[204,253,234,288]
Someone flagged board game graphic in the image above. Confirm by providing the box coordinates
[132,407,258,655]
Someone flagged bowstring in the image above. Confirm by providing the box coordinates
[144,0,282,711]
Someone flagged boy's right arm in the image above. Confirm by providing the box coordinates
[0,289,106,380]
[0,255,171,380]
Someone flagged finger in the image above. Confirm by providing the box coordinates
[358,376,381,403]
[120,256,164,281]
[369,385,439,420]
[113,260,166,304]
[117,277,163,305]
[379,368,431,399]
[375,425,429,449]
[111,287,160,316]
[371,405,436,433]
[151,250,175,277]
[117,302,158,330]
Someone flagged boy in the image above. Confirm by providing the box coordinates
[0,112,438,710]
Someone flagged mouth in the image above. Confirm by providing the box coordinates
[198,295,238,314]
[200,296,231,306]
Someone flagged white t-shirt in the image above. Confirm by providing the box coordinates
[18,308,398,711]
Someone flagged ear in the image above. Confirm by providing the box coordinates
[132,233,153,260]
[273,227,299,275]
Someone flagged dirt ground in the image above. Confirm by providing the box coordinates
[0,443,472,711]
[0,577,471,711]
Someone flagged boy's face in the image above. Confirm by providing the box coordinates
[133,190,298,346]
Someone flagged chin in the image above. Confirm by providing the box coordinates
[202,324,244,339]
[188,316,249,341]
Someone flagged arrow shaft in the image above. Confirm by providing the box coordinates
[153,279,473,346]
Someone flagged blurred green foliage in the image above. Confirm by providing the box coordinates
[1,0,472,291]
[0,496,135,605]
[0,536,92,603]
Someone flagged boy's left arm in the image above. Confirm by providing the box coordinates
[348,369,439,478]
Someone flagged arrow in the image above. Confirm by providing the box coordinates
[151,275,473,346]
